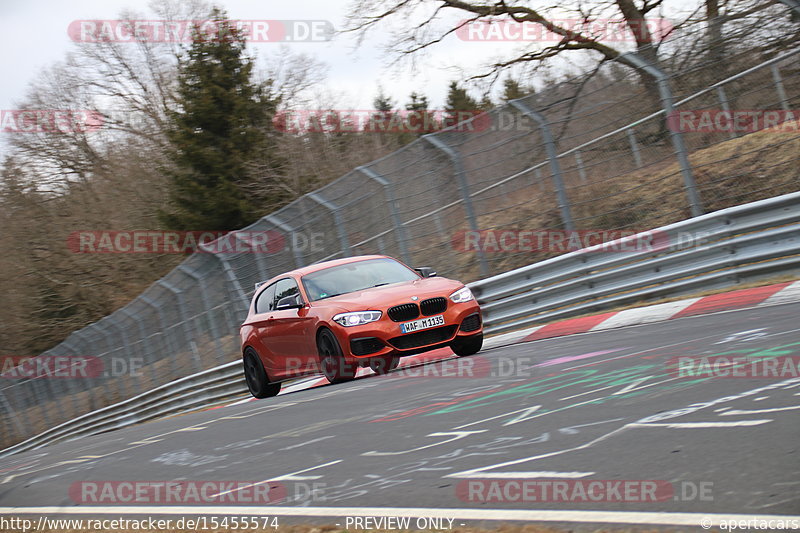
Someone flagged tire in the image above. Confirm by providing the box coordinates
[369,355,399,375]
[243,348,281,399]
[451,333,483,357]
[318,328,356,384]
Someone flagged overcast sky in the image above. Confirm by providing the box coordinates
[0,0,537,112]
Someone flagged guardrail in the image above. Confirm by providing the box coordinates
[470,191,800,335]
[2,191,799,458]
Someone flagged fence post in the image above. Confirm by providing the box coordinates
[94,318,130,399]
[228,230,271,281]
[617,51,703,217]
[0,391,25,440]
[777,0,800,15]
[509,99,575,231]
[715,86,738,140]
[178,264,226,364]
[307,193,352,258]
[85,323,119,401]
[574,150,587,183]
[357,165,412,265]
[156,279,204,373]
[138,297,179,379]
[626,128,644,167]
[70,329,106,408]
[59,339,86,418]
[422,134,489,277]
[119,308,159,387]
[770,64,791,112]
[204,246,250,315]
[266,214,304,269]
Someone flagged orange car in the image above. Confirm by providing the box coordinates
[240,255,483,397]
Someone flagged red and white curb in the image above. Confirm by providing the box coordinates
[220,280,800,408]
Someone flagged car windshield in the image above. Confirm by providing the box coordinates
[302,258,420,301]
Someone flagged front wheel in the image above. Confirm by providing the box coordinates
[451,333,483,357]
[318,329,357,384]
[243,349,281,398]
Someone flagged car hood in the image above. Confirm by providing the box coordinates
[313,277,465,312]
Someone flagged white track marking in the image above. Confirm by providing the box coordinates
[589,299,700,331]
[446,426,629,479]
[628,420,773,428]
[459,471,594,479]
[501,405,542,426]
[362,431,487,456]
[210,460,343,499]
[759,280,800,306]
[2,506,798,527]
[720,405,800,415]
[280,435,334,450]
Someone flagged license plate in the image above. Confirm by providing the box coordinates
[400,315,445,333]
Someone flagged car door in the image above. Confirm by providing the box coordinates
[269,277,316,377]
[249,282,279,370]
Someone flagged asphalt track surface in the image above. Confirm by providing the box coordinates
[1,302,799,529]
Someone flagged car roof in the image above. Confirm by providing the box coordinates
[289,255,392,277]
[253,255,409,297]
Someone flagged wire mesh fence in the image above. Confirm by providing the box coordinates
[2,4,799,448]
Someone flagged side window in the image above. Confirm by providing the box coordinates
[274,278,300,307]
[255,283,277,314]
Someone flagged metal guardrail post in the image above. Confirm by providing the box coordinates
[422,134,490,277]
[265,214,304,269]
[509,99,575,231]
[357,165,412,265]
[179,265,227,364]
[307,193,352,258]
[617,52,703,217]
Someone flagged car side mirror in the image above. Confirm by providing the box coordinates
[276,294,305,310]
[414,267,437,278]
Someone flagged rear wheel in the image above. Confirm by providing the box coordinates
[318,329,356,384]
[369,355,399,375]
[451,333,483,357]
[243,349,281,398]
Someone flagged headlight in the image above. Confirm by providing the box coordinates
[333,311,382,327]
[449,286,474,303]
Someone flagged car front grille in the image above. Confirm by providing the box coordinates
[388,303,420,322]
[389,325,458,350]
[460,313,482,332]
[420,297,447,316]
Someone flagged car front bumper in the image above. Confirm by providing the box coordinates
[333,301,483,361]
